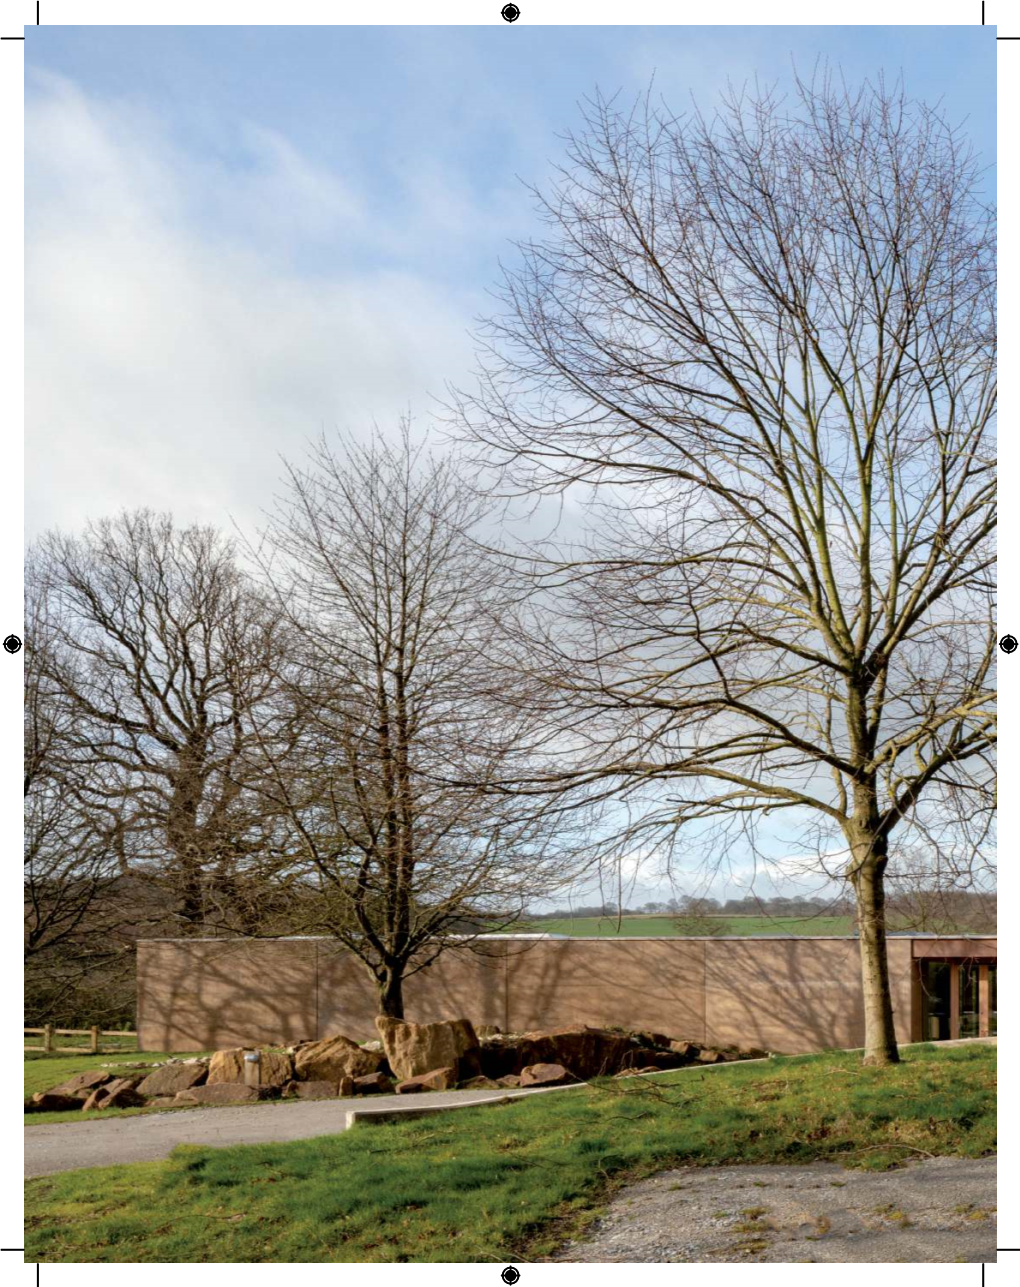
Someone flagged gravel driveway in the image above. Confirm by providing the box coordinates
[550,1156,997,1263]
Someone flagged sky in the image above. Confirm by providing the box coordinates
[24,23,997,905]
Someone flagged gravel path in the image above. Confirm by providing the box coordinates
[550,1155,996,1262]
[24,1086,554,1178]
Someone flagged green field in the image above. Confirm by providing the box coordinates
[25,1043,996,1263]
[514,914,858,937]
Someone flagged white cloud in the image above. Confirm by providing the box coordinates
[25,73,480,541]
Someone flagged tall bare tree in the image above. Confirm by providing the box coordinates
[34,511,281,933]
[455,74,996,1063]
[249,428,575,1017]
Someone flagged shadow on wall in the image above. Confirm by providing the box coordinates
[136,934,920,1054]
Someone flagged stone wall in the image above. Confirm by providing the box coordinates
[136,934,954,1053]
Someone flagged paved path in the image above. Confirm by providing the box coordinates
[24,1087,554,1179]
[550,1155,997,1263]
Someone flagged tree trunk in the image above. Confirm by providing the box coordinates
[378,967,405,1019]
[851,847,900,1066]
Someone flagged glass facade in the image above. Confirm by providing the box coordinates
[918,957,996,1040]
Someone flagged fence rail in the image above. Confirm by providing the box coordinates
[25,1025,138,1054]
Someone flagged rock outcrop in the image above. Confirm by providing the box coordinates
[375,1016,480,1081]
[81,1077,147,1111]
[519,1062,575,1087]
[136,1063,208,1097]
[293,1034,385,1083]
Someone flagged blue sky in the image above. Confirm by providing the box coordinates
[24,24,996,904]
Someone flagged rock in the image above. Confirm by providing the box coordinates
[47,1069,115,1097]
[207,1049,248,1084]
[459,1075,502,1090]
[81,1078,147,1111]
[519,1062,576,1087]
[283,1079,338,1099]
[481,1026,635,1081]
[136,1063,208,1097]
[144,1096,179,1108]
[476,1025,502,1039]
[697,1048,725,1064]
[395,1079,427,1094]
[174,1083,262,1105]
[635,1030,674,1049]
[360,1039,384,1052]
[294,1034,385,1083]
[253,1051,294,1088]
[28,1092,83,1112]
[497,1074,521,1088]
[352,1071,394,1095]
[338,1075,354,1097]
[393,1067,456,1093]
[669,1040,699,1058]
[375,1015,480,1082]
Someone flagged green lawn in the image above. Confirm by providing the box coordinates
[26,1043,996,1263]
[518,914,858,936]
[25,1050,211,1125]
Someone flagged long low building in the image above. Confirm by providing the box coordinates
[136,933,997,1054]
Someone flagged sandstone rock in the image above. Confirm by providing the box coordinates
[145,1096,179,1108]
[294,1034,385,1083]
[81,1078,147,1111]
[497,1074,521,1088]
[48,1069,115,1097]
[668,1040,699,1058]
[28,1092,82,1112]
[392,1066,456,1093]
[519,1062,576,1087]
[136,1063,208,1097]
[394,1079,427,1094]
[482,1026,635,1081]
[253,1051,294,1088]
[338,1075,354,1097]
[175,1083,262,1105]
[207,1048,247,1084]
[460,1075,501,1090]
[375,1015,480,1082]
[635,1030,674,1049]
[476,1025,502,1039]
[283,1079,338,1099]
[697,1048,724,1064]
[352,1071,394,1095]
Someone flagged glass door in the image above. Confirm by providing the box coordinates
[958,961,980,1038]
[919,960,951,1040]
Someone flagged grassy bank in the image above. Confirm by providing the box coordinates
[26,1043,996,1263]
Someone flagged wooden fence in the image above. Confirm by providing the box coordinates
[25,1025,138,1054]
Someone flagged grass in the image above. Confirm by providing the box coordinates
[508,913,979,937]
[25,1050,211,1125]
[25,1042,996,1263]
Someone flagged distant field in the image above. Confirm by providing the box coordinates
[512,914,858,937]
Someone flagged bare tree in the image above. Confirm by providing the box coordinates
[24,559,125,996]
[34,511,281,933]
[248,428,576,1017]
[455,73,995,1063]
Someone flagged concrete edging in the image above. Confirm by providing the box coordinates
[343,1039,995,1129]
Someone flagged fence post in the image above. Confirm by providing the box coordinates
[90,1025,100,1053]
[43,1023,53,1053]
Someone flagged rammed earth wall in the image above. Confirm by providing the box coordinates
[135,934,995,1054]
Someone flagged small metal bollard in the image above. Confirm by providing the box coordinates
[243,1050,261,1087]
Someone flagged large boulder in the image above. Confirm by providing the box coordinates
[175,1083,262,1105]
[81,1078,146,1111]
[375,1016,480,1081]
[27,1092,82,1112]
[282,1079,338,1099]
[480,1026,635,1081]
[352,1071,394,1095]
[395,1066,456,1093]
[136,1063,208,1097]
[294,1034,385,1083]
[47,1069,115,1098]
[207,1049,247,1084]
[254,1051,294,1088]
[519,1062,576,1087]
